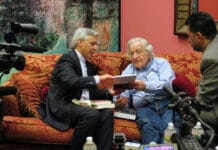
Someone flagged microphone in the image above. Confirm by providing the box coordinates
[0,86,17,96]
[11,22,39,34]
[0,42,47,53]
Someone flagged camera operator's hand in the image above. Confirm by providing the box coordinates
[175,92,200,123]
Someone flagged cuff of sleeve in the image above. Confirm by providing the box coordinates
[94,75,100,84]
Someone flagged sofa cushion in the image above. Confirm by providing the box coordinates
[90,52,130,89]
[90,52,129,75]
[2,116,140,144]
[21,54,62,90]
[173,73,196,97]
[114,118,140,141]
[158,53,202,87]
[2,116,73,144]
[13,74,41,119]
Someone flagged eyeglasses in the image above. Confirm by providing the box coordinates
[128,49,146,58]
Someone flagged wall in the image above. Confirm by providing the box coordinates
[120,0,194,54]
[198,0,218,20]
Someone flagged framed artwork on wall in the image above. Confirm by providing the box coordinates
[174,0,218,35]
[174,0,192,35]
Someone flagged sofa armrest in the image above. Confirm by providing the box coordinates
[2,95,21,116]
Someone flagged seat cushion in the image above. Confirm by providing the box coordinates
[114,118,140,141]
[2,116,73,145]
[2,116,140,144]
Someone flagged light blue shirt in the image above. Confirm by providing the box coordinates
[113,57,175,108]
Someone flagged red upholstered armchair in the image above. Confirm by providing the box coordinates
[0,52,202,148]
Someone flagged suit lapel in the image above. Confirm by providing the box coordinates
[69,50,83,75]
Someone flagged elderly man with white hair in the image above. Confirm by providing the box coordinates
[114,37,177,144]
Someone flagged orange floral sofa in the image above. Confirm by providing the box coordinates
[0,51,202,148]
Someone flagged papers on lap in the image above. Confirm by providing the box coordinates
[114,107,136,120]
[91,100,115,109]
[72,99,115,109]
[114,74,136,89]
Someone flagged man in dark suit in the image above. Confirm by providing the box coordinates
[38,27,118,150]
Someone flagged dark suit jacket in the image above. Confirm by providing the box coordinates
[38,50,111,131]
[197,35,218,107]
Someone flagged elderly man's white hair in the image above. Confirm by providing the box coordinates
[127,37,154,58]
[71,27,98,48]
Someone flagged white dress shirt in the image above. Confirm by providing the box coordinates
[75,50,90,100]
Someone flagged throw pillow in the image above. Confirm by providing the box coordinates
[172,73,196,97]
[40,86,49,103]
[13,74,41,119]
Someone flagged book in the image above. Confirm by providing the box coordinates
[72,99,115,109]
[114,74,136,89]
[91,100,115,109]
[113,107,136,120]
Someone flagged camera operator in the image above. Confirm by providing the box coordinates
[185,12,218,140]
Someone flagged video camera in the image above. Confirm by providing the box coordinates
[0,22,47,74]
[163,86,216,150]
[0,22,47,96]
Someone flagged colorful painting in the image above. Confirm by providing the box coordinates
[0,0,120,53]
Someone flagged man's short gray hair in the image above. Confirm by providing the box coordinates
[71,27,98,48]
[127,37,154,57]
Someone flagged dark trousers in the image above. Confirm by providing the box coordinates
[70,104,113,150]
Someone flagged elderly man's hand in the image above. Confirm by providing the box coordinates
[129,80,146,90]
[115,96,128,108]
